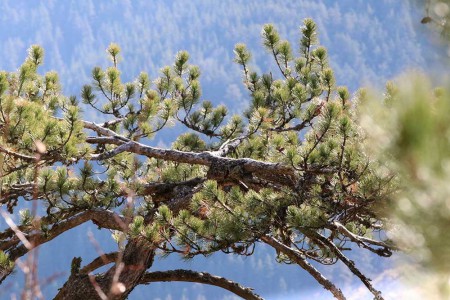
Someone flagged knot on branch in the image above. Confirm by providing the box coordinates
[207,160,245,181]
[70,256,82,276]
[207,160,252,191]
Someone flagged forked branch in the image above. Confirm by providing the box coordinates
[261,235,346,300]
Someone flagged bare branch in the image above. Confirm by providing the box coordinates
[140,269,264,300]
[212,132,249,157]
[261,235,346,300]
[80,120,128,140]
[90,142,134,160]
[80,252,119,275]
[57,116,295,185]
[2,209,126,261]
[329,221,397,255]
[52,117,129,142]
[56,117,298,189]
[308,231,384,300]
[0,145,36,161]
[269,118,310,133]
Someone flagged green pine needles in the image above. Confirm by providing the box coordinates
[0,19,396,300]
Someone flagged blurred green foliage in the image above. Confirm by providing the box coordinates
[361,74,450,298]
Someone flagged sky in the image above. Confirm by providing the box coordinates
[0,1,446,299]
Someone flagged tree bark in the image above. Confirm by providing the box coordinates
[141,269,264,300]
[54,238,155,300]
[53,175,203,299]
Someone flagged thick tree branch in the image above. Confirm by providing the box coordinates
[90,140,295,185]
[86,136,125,145]
[80,252,119,275]
[64,117,295,186]
[261,235,346,300]
[1,209,126,261]
[140,269,264,300]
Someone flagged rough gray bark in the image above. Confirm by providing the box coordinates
[54,238,155,300]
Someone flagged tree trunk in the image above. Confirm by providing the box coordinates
[54,177,202,299]
[54,238,155,300]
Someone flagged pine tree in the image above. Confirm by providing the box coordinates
[0,19,395,300]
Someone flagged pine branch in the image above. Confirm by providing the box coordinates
[329,221,397,255]
[85,136,124,145]
[261,235,346,300]
[269,118,311,132]
[308,231,384,300]
[0,145,36,161]
[140,269,264,300]
[1,209,126,262]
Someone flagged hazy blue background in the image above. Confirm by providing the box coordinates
[0,1,443,299]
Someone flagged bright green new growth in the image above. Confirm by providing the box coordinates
[0,251,14,273]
